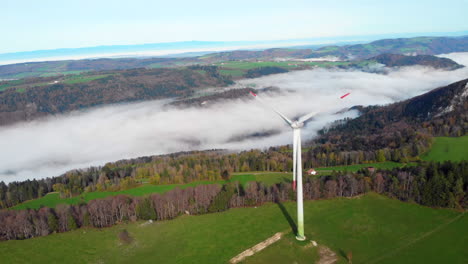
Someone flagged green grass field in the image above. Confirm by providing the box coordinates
[12,181,214,210]
[12,173,291,210]
[242,233,319,264]
[217,61,296,70]
[316,161,417,173]
[219,69,245,77]
[3,70,85,80]
[231,172,291,186]
[0,79,25,91]
[62,74,111,84]
[216,61,347,71]
[1,193,465,264]
[421,135,468,162]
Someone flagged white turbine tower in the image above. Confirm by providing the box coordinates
[249,91,350,241]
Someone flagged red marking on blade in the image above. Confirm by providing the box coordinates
[293,180,296,191]
[340,92,351,99]
[249,91,257,97]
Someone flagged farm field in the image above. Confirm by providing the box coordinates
[0,72,104,92]
[231,172,292,186]
[216,60,348,70]
[62,74,111,84]
[1,193,466,264]
[12,181,215,210]
[421,135,468,162]
[3,70,85,80]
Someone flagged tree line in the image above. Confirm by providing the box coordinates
[1,161,465,241]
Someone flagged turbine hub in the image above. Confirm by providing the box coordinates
[291,121,304,129]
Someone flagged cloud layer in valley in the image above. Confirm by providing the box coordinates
[1,52,468,182]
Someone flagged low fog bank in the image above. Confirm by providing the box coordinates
[1,52,468,183]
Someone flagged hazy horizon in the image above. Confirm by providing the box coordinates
[1,30,467,67]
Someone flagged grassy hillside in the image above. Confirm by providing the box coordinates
[1,193,465,264]
[12,181,215,210]
[422,135,468,162]
[12,172,291,210]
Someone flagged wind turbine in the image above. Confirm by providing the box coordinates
[249,91,350,241]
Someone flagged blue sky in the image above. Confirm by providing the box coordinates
[2,0,468,53]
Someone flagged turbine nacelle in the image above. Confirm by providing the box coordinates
[291,121,304,129]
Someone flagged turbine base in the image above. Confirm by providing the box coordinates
[295,235,306,241]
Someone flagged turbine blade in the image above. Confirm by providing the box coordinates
[300,92,352,124]
[340,92,351,99]
[297,111,318,123]
[249,91,293,126]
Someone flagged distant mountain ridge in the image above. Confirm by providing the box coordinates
[6,31,467,63]
[0,35,467,79]
[203,36,468,61]
[307,36,468,59]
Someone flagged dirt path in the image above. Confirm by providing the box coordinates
[316,245,339,264]
[365,212,466,264]
[229,232,284,264]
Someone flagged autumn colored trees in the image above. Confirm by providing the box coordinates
[1,161,465,241]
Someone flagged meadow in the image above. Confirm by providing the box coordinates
[1,193,465,264]
[216,60,348,71]
[421,135,468,162]
[62,74,111,84]
[0,72,106,93]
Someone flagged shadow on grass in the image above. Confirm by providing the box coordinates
[338,248,348,261]
[276,201,297,234]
